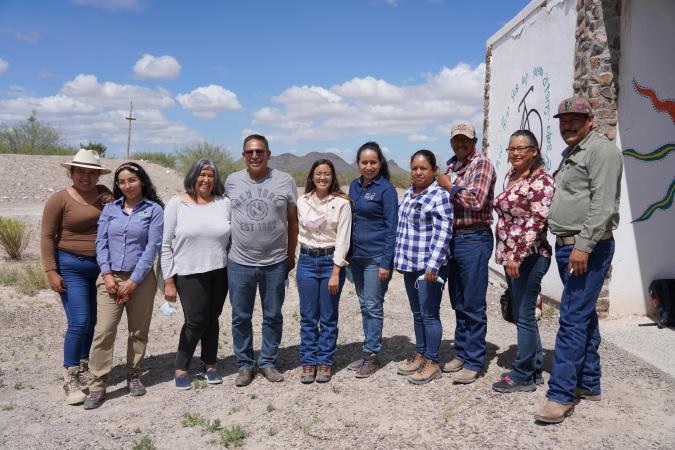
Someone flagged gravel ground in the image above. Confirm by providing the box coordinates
[0,154,674,449]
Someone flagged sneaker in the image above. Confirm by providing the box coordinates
[397,353,425,376]
[492,375,536,393]
[260,367,284,382]
[63,367,87,405]
[355,353,379,378]
[77,359,95,389]
[235,368,255,387]
[202,368,223,385]
[441,358,464,373]
[315,365,332,383]
[407,359,442,385]
[453,368,479,384]
[575,388,601,401]
[174,374,192,391]
[300,365,316,384]
[347,354,367,371]
[127,372,147,396]
[83,390,106,410]
[534,400,575,424]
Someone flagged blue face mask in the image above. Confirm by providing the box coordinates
[416,274,445,286]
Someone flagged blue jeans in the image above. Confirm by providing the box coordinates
[506,253,550,384]
[56,250,99,368]
[402,265,449,363]
[349,257,391,354]
[547,239,615,404]
[447,229,493,371]
[228,260,288,370]
[296,254,345,366]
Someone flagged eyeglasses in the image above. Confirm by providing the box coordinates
[313,172,332,179]
[506,146,534,154]
[243,149,267,156]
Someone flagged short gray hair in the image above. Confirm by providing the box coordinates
[183,158,225,198]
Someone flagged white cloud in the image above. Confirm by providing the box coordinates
[176,85,242,118]
[70,0,144,11]
[61,74,175,109]
[12,31,41,42]
[408,134,438,142]
[133,54,181,80]
[251,63,485,143]
[385,0,399,6]
[0,58,8,74]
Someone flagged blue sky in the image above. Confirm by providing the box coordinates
[0,0,530,166]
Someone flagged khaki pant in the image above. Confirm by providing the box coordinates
[89,271,156,391]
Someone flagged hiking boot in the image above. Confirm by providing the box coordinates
[83,390,105,410]
[77,359,95,389]
[575,388,601,401]
[260,367,284,382]
[355,353,379,378]
[407,359,442,385]
[301,365,316,384]
[453,368,478,384]
[127,371,146,396]
[441,358,464,373]
[397,353,425,376]
[492,375,536,393]
[347,353,368,371]
[63,367,87,405]
[534,400,575,424]
[235,368,255,387]
[315,365,332,383]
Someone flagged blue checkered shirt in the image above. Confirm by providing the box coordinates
[394,181,454,274]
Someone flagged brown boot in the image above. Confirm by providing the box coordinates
[397,353,425,375]
[63,367,86,405]
[534,400,575,424]
[408,359,442,385]
[300,366,316,384]
[441,358,464,373]
[355,353,379,378]
[347,353,368,371]
[315,365,332,383]
[575,388,601,401]
[77,359,95,390]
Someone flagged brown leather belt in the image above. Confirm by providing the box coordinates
[555,230,613,246]
[454,223,491,235]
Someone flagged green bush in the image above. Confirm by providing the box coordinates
[217,425,248,448]
[17,261,48,296]
[389,173,411,189]
[175,141,243,179]
[0,217,31,260]
[133,151,178,169]
[0,267,19,285]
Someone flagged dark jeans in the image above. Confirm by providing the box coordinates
[506,253,550,384]
[296,253,345,366]
[547,240,615,404]
[228,260,288,370]
[349,256,391,354]
[56,250,99,368]
[447,229,493,371]
[174,267,228,370]
[402,265,449,363]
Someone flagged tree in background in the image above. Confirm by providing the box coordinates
[80,141,107,158]
[176,141,243,179]
[0,111,73,155]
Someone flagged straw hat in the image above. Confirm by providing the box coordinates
[60,149,111,174]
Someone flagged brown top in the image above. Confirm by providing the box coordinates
[40,186,107,272]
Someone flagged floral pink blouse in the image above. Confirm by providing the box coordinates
[494,169,555,265]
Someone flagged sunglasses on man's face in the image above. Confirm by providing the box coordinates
[243,149,267,156]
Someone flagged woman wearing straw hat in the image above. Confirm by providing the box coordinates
[41,149,112,405]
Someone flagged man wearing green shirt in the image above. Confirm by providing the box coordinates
[535,96,623,424]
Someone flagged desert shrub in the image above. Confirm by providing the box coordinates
[17,261,48,296]
[131,436,155,450]
[175,141,243,179]
[217,425,248,448]
[0,217,31,260]
[389,173,412,189]
[133,151,178,169]
[0,267,19,285]
[0,111,75,155]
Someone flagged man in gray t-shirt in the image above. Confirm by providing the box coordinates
[224,134,299,386]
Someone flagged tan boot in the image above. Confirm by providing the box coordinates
[453,368,478,384]
[408,359,442,385]
[63,367,86,405]
[397,353,425,375]
[441,358,464,373]
[575,388,601,401]
[77,359,95,389]
[534,400,575,423]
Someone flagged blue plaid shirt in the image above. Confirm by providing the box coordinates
[394,181,453,274]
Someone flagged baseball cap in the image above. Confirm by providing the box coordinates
[553,96,593,118]
[450,123,476,139]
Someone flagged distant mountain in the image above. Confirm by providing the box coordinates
[267,151,407,175]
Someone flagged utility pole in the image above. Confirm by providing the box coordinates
[125,100,136,160]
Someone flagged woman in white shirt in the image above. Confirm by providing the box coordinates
[161,159,231,390]
[296,159,351,384]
